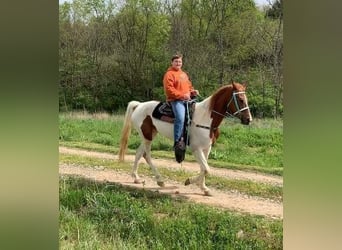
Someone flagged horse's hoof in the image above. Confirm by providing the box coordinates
[134,179,143,184]
[204,190,212,196]
[184,178,190,186]
[157,181,165,187]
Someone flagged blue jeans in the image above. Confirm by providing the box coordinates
[170,100,186,142]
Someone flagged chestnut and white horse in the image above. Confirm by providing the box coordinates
[118,82,252,195]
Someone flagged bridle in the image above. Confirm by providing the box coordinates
[211,91,250,119]
[194,91,251,131]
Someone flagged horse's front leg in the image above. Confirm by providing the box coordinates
[185,148,211,196]
[203,145,211,160]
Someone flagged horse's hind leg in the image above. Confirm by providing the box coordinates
[143,140,164,187]
[132,140,164,187]
[133,116,163,186]
[131,143,145,184]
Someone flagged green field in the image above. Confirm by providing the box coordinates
[59,112,283,175]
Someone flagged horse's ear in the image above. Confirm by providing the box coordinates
[242,82,248,89]
[232,81,237,90]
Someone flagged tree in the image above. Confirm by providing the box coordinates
[59,0,283,117]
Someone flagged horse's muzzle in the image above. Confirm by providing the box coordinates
[241,117,251,125]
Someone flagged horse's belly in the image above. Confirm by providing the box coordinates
[152,119,174,140]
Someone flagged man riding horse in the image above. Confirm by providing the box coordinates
[163,53,199,162]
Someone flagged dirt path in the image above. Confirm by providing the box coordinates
[59,146,283,219]
[59,147,282,186]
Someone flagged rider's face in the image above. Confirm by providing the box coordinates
[171,58,182,70]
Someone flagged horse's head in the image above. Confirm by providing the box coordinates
[209,82,253,127]
[228,82,252,125]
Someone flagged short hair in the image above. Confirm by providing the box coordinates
[171,54,182,61]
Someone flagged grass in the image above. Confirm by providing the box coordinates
[60,176,283,250]
[59,113,283,175]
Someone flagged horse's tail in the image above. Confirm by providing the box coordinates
[118,100,141,161]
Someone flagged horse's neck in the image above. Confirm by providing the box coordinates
[195,94,226,130]
[194,97,213,121]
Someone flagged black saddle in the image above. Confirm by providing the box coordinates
[152,100,196,124]
[151,102,174,123]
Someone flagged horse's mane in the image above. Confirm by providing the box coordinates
[208,84,232,113]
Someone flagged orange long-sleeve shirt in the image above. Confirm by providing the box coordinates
[163,67,194,101]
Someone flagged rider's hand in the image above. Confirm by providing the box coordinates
[191,90,199,96]
[183,93,191,100]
